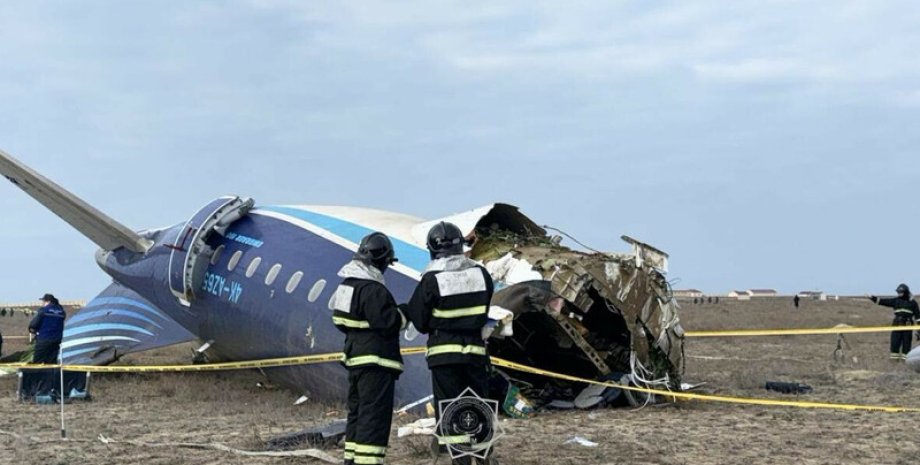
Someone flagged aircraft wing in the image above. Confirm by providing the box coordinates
[62,282,196,364]
[0,149,152,253]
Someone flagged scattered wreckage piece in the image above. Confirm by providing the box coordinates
[450,205,684,410]
[563,436,599,448]
[764,381,813,395]
[264,420,347,451]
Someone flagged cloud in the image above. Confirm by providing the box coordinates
[241,1,920,104]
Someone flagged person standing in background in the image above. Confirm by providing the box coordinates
[869,284,920,361]
[29,293,66,364]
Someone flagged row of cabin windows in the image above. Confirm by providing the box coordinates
[210,244,327,302]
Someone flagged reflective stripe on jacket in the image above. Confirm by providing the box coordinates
[405,257,494,367]
[330,262,404,373]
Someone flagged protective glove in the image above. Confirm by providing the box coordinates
[481,322,497,341]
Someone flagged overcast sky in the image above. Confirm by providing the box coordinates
[0,1,917,301]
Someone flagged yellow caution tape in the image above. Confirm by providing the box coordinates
[4,324,912,345]
[3,353,343,373]
[0,347,428,373]
[1,323,912,348]
[488,357,920,413]
[685,325,920,338]
[3,345,919,413]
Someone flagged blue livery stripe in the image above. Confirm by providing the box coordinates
[61,335,142,350]
[66,309,164,329]
[64,323,155,338]
[260,206,431,273]
[62,347,101,360]
[81,297,161,316]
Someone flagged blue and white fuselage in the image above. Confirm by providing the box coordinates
[3,149,685,408]
[82,202,440,404]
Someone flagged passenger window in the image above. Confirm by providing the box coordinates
[308,279,327,303]
[210,245,225,265]
[286,271,304,294]
[227,251,243,272]
[265,264,282,286]
[246,257,262,278]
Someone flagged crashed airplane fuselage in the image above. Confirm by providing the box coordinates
[0,150,684,409]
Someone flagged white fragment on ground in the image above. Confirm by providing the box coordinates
[680,382,707,391]
[294,395,309,405]
[564,436,599,448]
[397,418,436,438]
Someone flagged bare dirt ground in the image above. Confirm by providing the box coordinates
[2,297,919,465]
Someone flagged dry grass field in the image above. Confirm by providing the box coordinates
[2,297,919,465]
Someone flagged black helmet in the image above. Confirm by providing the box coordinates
[897,283,911,298]
[354,232,397,272]
[426,222,465,259]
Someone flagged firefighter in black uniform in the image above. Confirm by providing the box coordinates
[869,283,920,361]
[331,232,406,465]
[404,222,494,462]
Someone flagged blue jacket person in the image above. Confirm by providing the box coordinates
[29,293,66,364]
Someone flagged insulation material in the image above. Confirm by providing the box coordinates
[485,253,543,286]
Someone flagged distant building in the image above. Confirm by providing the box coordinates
[797,291,827,301]
[728,290,752,300]
[0,300,86,314]
[747,289,778,298]
[673,289,704,298]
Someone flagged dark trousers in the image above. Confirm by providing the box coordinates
[345,368,396,465]
[432,364,492,464]
[431,363,490,419]
[32,340,61,364]
[890,316,913,359]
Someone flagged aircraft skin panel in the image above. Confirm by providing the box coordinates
[67,308,165,329]
[256,206,429,278]
[61,282,196,364]
[411,204,497,244]
[188,209,431,402]
[285,205,425,248]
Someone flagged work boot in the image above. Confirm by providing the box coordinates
[430,436,448,456]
